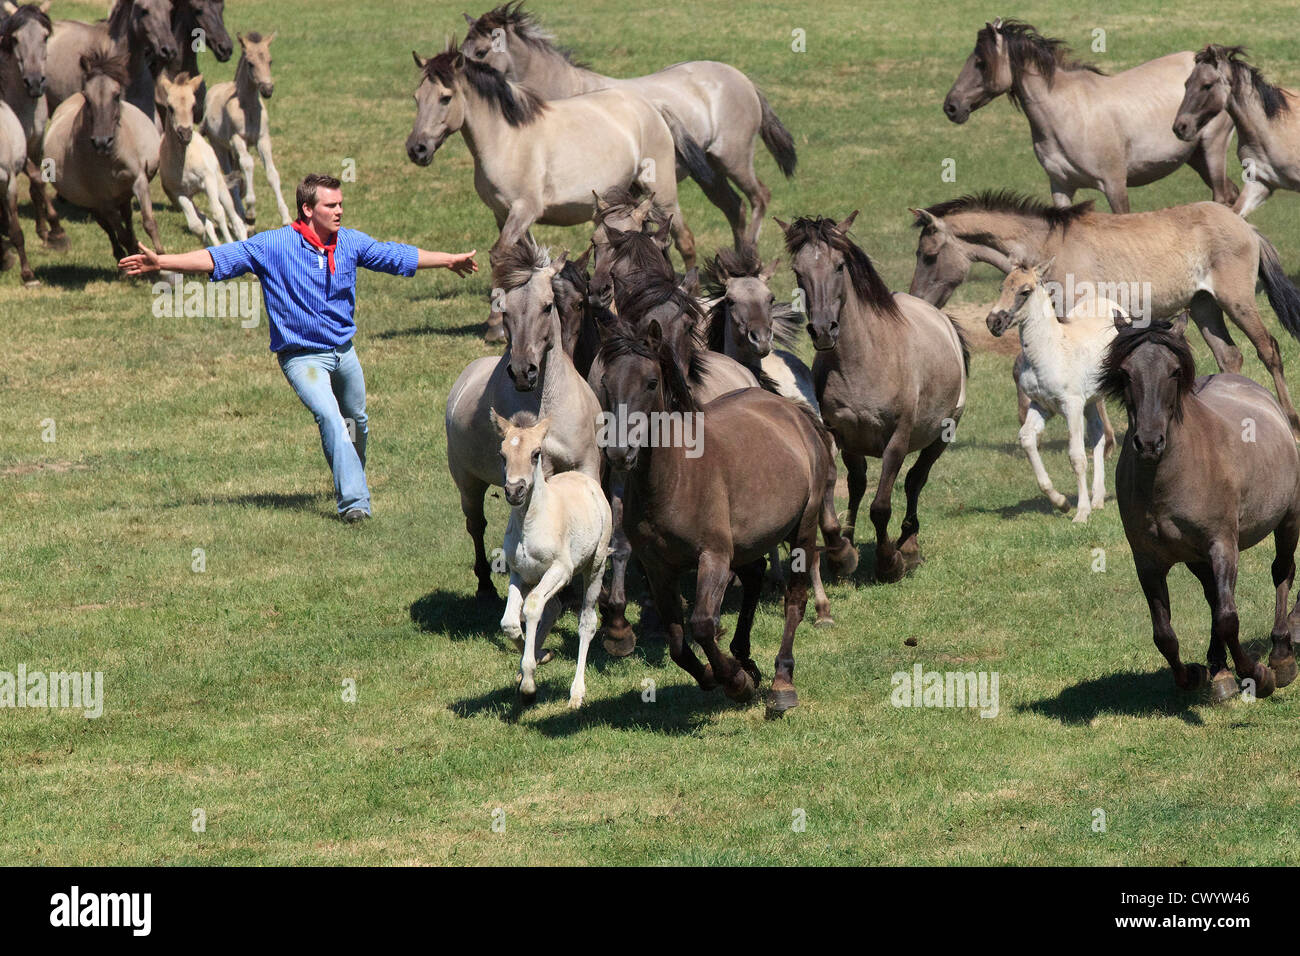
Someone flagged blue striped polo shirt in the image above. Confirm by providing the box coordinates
[208,226,420,352]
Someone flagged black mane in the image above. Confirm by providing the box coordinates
[976,19,1106,112]
[919,190,1094,230]
[1199,45,1292,120]
[465,2,589,69]
[1,3,52,43]
[421,42,547,126]
[1100,320,1197,420]
[782,216,901,319]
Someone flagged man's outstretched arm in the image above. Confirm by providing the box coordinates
[119,243,215,276]
[415,248,478,276]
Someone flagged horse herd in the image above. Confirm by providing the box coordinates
[418,6,1300,717]
[0,0,286,282]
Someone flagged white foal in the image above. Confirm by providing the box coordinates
[494,410,612,708]
[156,73,246,245]
[987,259,1129,524]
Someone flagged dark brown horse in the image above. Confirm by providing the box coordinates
[1102,318,1300,701]
[598,306,856,715]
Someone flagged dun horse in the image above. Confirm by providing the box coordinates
[157,71,246,245]
[202,32,292,228]
[407,44,702,343]
[986,260,1127,523]
[461,2,796,247]
[1174,45,1299,218]
[494,410,611,708]
[780,213,968,582]
[1103,319,1300,702]
[943,18,1237,212]
[43,45,162,261]
[909,191,1300,437]
[598,311,856,715]
[0,1,65,250]
[164,0,233,119]
[445,240,601,599]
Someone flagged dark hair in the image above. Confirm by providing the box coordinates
[80,42,130,86]
[296,173,342,221]
[1100,320,1197,420]
[918,190,1093,230]
[1196,45,1292,120]
[975,19,1105,112]
[0,3,52,49]
[781,216,901,319]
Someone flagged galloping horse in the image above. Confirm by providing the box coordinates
[781,213,967,583]
[943,18,1237,212]
[1103,319,1300,702]
[1174,45,1299,218]
[461,2,796,247]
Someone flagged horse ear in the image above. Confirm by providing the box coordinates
[39,0,51,11]
[1171,311,1189,336]
[1112,308,1132,330]
[533,416,551,438]
[266,32,277,45]
[605,223,627,244]
[237,32,247,47]
[188,73,204,90]
[591,190,606,217]
[653,217,674,250]
[646,318,664,352]
[453,51,465,70]
[773,216,791,234]
[574,244,592,272]
[2,2,18,14]
[632,195,656,223]
[679,267,700,298]
[412,51,427,69]
[910,207,940,230]
[490,407,509,437]
[551,249,568,273]
[463,13,476,26]
[836,210,859,234]
[1035,255,1056,277]
[761,257,781,281]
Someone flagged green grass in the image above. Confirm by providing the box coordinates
[4,0,1300,865]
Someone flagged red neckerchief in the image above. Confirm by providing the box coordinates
[292,220,338,274]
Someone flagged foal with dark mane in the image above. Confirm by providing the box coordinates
[1103,319,1300,701]
[599,306,856,714]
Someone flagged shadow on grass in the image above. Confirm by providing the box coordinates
[1019,668,1208,726]
[33,264,120,290]
[449,682,731,735]
[963,496,1062,519]
[209,491,332,516]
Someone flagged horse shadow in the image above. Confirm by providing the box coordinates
[964,496,1063,520]
[374,320,490,340]
[1018,668,1210,725]
[32,264,120,289]
[448,680,731,736]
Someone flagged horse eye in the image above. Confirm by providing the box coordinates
[531,449,541,463]
[975,58,985,70]
[543,301,553,312]
[476,49,487,59]
[646,379,658,391]
[1202,83,1213,91]
[439,94,452,104]
[922,253,937,265]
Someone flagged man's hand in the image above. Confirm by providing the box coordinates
[447,249,477,277]
[119,242,161,276]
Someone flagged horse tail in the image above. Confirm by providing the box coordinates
[947,313,971,374]
[657,105,715,188]
[757,89,797,179]
[1257,232,1300,341]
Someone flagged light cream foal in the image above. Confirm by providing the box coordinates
[494,411,612,709]
[156,72,246,245]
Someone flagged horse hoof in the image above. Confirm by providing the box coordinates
[601,621,636,658]
[518,689,537,705]
[22,278,40,288]
[698,665,718,692]
[535,649,555,667]
[898,547,923,573]
[829,541,859,576]
[1052,497,1070,513]
[814,615,835,628]
[875,552,906,584]
[1269,654,1297,688]
[1071,511,1090,525]
[1182,662,1210,690]
[740,658,762,687]
[44,233,70,251]
[1210,669,1239,702]
[725,669,756,703]
[1250,664,1276,699]
[568,694,584,710]
[765,687,799,717]
[476,584,498,603]
[507,635,524,653]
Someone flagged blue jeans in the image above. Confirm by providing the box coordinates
[278,343,370,515]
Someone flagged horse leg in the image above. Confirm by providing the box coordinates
[1064,399,1091,523]
[870,432,910,583]
[1020,401,1068,512]
[1196,542,1275,699]
[1218,289,1300,437]
[501,570,525,650]
[202,176,237,244]
[642,555,715,690]
[256,133,293,226]
[5,177,36,286]
[769,517,815,716]
[26,158,65,247]
[695,156,747,249]
[663,200,697,271]
[569,562,606,709]
[517,564,569,702]
[896,435,947,572]
[1136,558,1206,690]
[726,152,771,248]
[458,478,496,600]
[842,450,868,544]
[132,174,165,255]
[730,559,765,687]
[1189,292,1243,373]
[91,209,126,261]
[691,551,750,701]
[1047,176,1076,209]
[176,192,217,246]
[1098,177,1129,214]
[1013,352,1031,425]
[600,481,637,656]
[231,134,256,224]
[1098,399,1116,456]
[1187,123,1240,206]
[1269,513,1300,689]
[1086,400,1107,511]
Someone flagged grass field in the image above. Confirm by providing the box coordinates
[4,0,1300,865]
